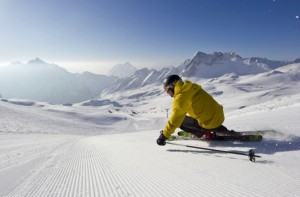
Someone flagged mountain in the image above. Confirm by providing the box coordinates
[0,58,117,104]
[1,52,297,103]
[246,57,290,69]
[77,71,117,94]
[293,58,300,63]
[102,51,294,94]
[108,62,136,78]
[102,66,181,94]
[181,51,290,78]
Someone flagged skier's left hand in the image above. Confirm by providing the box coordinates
[157,131,167,146]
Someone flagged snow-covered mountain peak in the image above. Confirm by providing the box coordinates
[27,57,47,65]
[108,62,137,78]
[182,51,291,78]
[190,51,242,66]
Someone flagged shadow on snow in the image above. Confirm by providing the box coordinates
[206,135,300,155]
[166,135,300,162]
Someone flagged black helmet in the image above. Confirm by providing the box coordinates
[163,75,181,92]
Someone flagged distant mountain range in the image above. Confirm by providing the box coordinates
[0,58,117,104]
[0,51,298,103]
[103,51,296,94]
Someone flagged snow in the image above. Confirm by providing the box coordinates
[108,62,137,78]
[0,63,300,196]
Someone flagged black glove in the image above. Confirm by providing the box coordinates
[157,131,167,146]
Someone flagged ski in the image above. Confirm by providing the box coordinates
[169,131,263,142]
[178,130,276,136]
[208,134,262,141]
[233,129,277,136]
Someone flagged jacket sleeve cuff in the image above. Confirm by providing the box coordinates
[162,130,171,139]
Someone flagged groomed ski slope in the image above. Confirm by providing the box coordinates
[0,95,300,197]
[1,131,299,197]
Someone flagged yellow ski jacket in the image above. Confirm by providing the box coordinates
[163,80,224,138]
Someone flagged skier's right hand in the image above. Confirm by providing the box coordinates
[157,130,167,146]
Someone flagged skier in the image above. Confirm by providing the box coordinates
[157,74,237,146]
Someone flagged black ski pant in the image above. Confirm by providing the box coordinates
[179,116,228,137]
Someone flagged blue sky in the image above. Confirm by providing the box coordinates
[0,0,299,74]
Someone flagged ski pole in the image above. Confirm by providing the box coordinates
[166,141,261,162]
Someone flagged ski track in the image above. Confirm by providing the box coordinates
[1,132,299,197]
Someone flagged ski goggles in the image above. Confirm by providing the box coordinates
[163,83,175,92]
